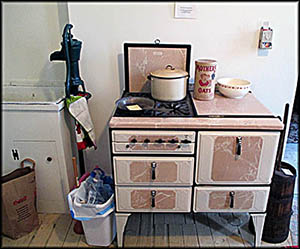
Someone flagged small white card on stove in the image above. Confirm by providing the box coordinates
[126,104,142,111]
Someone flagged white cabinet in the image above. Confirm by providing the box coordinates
[2,98,76,213]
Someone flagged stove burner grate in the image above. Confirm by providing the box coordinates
[114,92,195,117]
[155,101,191,116]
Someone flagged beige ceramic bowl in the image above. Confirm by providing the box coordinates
[217,78,251,99]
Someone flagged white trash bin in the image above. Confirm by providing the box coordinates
[67,182,116,246]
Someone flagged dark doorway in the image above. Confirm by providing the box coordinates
[287,82,299,144]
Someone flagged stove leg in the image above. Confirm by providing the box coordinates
[115,213,131,247]
[250,213,266,247]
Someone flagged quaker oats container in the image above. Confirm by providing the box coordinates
[193,59,218,101]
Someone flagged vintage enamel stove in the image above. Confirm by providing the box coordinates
[108,42,283,247]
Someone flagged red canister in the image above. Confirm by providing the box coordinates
[193,59,217,101]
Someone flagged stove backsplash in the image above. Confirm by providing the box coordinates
[126,46,189,92]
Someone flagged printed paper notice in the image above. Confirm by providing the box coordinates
[174,3,197,19]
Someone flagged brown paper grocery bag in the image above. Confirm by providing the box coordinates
[1,158,40,239]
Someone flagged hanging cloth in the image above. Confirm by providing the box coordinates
[66,95,97,150]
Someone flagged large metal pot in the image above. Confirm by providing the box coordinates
[149,65,189,101]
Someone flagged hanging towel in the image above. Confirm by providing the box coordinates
[66,96,97,150]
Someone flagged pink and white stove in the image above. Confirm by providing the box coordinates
[108,42,283,247]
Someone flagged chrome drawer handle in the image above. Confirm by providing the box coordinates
[229,191,235,208]
[151,190,156,208]
[151,162,157,180]
[236,137,242,158]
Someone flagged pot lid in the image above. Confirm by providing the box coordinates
[150,64,188,79]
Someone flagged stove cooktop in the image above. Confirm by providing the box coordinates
[114,92,195,117]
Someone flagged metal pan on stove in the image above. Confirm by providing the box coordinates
[115,97,155,112]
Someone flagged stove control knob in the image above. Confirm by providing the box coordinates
[144,139,150,143]
[168,139,179,144]
[181,139,191,144]
[130,138,137,144]
[155,139,165,143]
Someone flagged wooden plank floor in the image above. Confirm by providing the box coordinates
[124,212,295,248]
[2,211,297,248]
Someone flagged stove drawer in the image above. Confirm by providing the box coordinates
[193,186,270,213]
[113,156,194,185]
[111,130,196,143]
[196,131,280,184]
[116,186,192,212]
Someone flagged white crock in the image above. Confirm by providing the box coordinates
[150,65,189,101]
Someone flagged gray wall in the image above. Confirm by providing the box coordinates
[2,2,69,86]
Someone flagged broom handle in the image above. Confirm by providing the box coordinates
[276,103,289,170]
[72,157,79,187]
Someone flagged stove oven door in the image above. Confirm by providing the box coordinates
[196,131,280,185]
[116,186,192,212]
[193,186,270,212]
[113,156,194,185]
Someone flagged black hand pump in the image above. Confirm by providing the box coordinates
[50,24,86,98]
[50,24,90,176]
